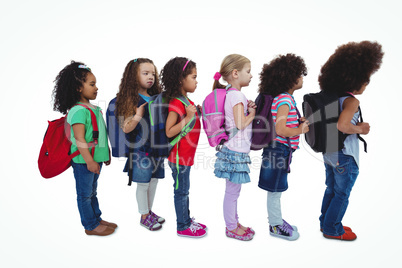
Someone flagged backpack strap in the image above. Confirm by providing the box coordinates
[357,106,367,153]
[172,96,197,190]
[345,92,368,153]
[286,106,301,173]
[73,104,99,157]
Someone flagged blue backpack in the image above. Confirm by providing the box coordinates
[106,97,138,158]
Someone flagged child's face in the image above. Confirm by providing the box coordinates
[138,63,156,91]
[237,62,252,87]
[181,68,198,94]
[295,76,304,90]
[79,72,98,102]
[355,81,369,95]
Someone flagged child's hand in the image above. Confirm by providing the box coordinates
[87,160,100,174]
[357,122,370,135]
[247,100,257,109]
[104,159,111,166]
[185,104,197,118]
[197,105,202,115]
[136,102,148,118]
[298,119,310,134]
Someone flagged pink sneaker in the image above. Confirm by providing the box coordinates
[191,217,207,230]
[177,222,207,238]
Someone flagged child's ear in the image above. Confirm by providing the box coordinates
[232,69,238,78]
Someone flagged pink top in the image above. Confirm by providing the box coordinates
[224,90,252,153]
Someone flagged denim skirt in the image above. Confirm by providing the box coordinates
[258,142,293,192]
[214,146,251,184]
[123,150,165,183]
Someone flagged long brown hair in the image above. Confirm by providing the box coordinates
[115,58,161,124]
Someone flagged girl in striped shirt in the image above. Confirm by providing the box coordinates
[257,54,309,241]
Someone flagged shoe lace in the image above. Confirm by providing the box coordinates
[191,217,202,229]
[189,221,202,233]
[282,220,294,231]
[278,223,292,235]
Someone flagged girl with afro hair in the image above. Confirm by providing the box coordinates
[258,54,309,241]
[52,61,116,236]
[318,41,383,241]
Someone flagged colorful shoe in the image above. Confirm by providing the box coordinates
[191,217,207,230]
[283,219,298,231]
[150,211,165,224]
[323,230,357,241]
[269,223,299,241]
[238,223,255,235]
[177,222,207,238]
[226,227,254,241]
[140,214,162,231]
[320,226,352,232]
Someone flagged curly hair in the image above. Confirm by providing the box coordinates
[212,54,250,90]
[319,41,384,93]
[52,61,92,114]
[115,58,161,122]
[160,57,196,101]
[258,54,307,96]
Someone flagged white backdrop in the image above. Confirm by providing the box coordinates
[1,0,401,267]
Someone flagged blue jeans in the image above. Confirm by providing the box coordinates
[320,152,359,236]
[71,162,103,231]
[169,162,191,231]
[259,142,292,192]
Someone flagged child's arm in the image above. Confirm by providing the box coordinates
[72,123,100,174]
[275,105,309,137]
[166,104,196,138]
[121,102,147,133]
[338,97,370,135]
[233,102,256,130]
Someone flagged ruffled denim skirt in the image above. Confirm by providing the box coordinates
[214,146,251,184]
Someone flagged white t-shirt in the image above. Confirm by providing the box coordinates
[224,90,252,153]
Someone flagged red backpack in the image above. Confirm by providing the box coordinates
[38,104,99,178]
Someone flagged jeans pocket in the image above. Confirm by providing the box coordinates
[334,160,350,176]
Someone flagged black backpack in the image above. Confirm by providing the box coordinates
[302,91,367,153]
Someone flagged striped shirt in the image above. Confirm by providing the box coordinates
[271,93,300,149]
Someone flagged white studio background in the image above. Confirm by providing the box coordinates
[0,0,401,267]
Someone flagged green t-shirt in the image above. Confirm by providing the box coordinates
[67,103,110,163]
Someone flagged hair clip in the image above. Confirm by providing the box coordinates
[78,65,91,71]
[182,60,190,71]
[133,59,138,63]
[213,72,222,81]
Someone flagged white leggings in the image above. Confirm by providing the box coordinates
[136,178,158,215]
[267,191,284,227]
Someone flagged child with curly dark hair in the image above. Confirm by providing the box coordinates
[318,41,383,241]
[161,57,207,238]
[52,61,116,236]
[258,54,309,241]
[113,58,165,231]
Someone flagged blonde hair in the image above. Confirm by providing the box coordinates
[212,54,250,90]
